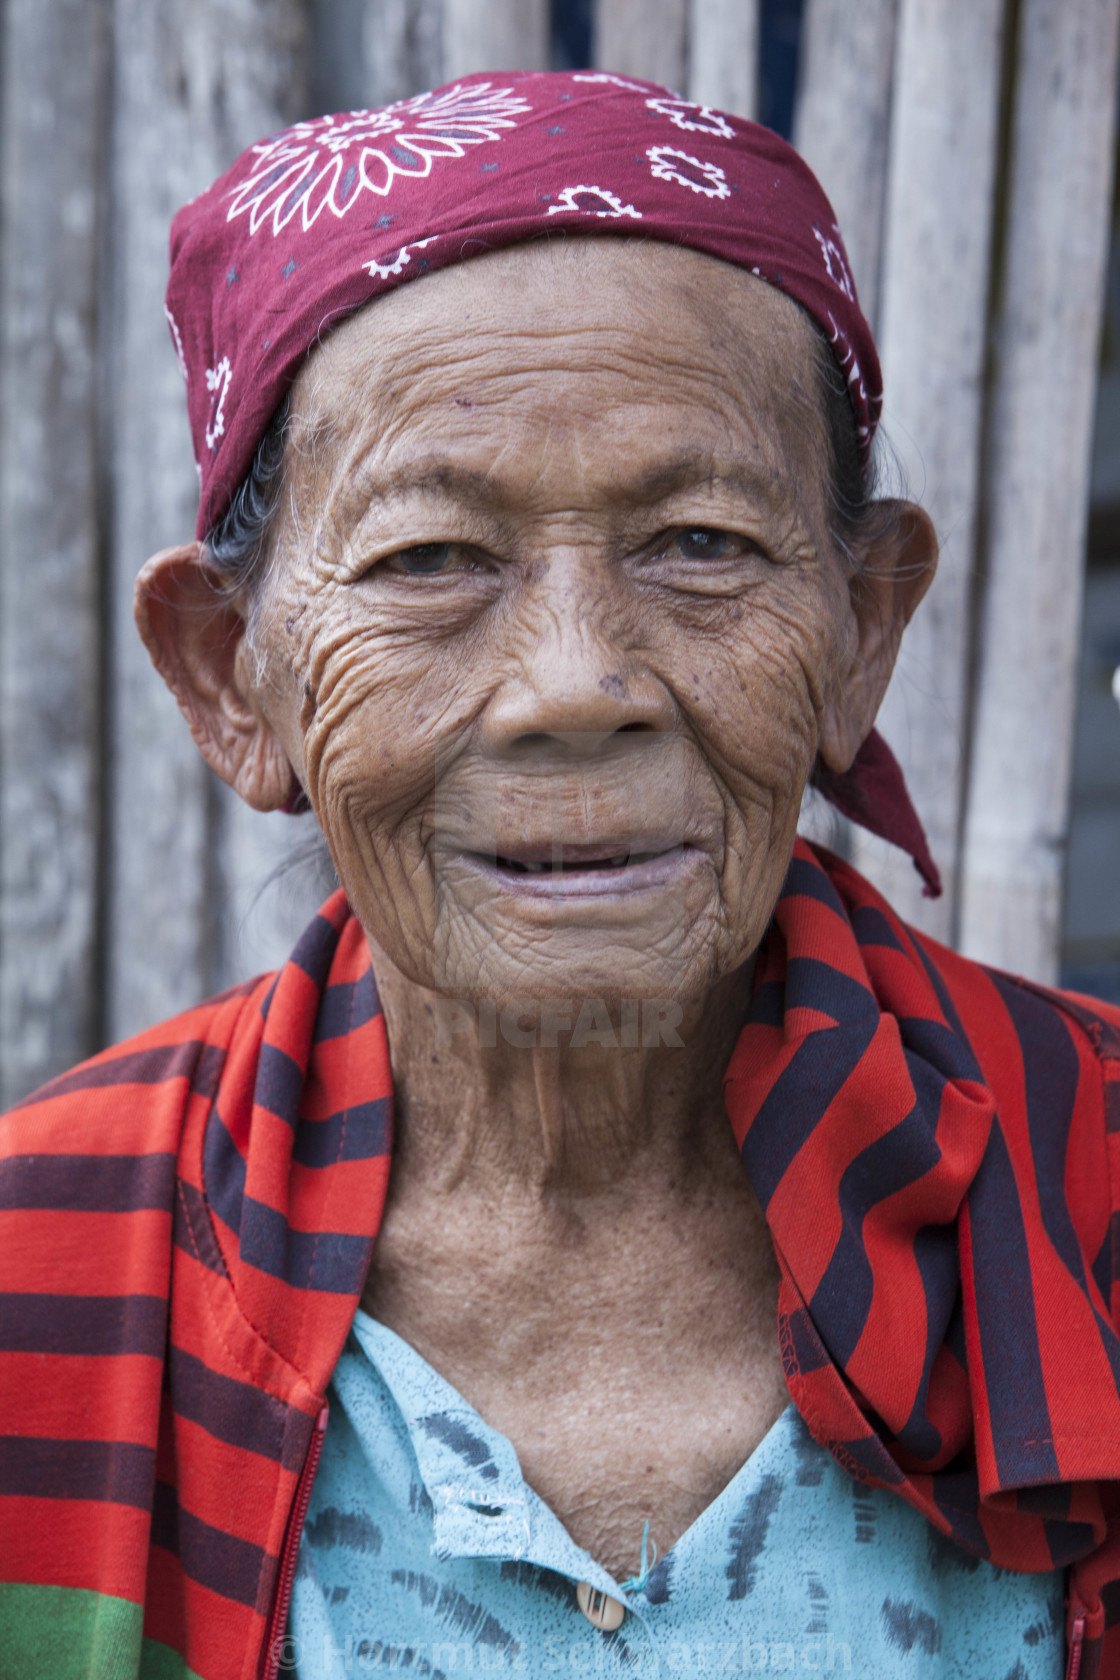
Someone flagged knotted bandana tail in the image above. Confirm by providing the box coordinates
[814,728,942,897]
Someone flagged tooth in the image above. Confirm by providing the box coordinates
[609,855,627,867]
[524,861,546,874]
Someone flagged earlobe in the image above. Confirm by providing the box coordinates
[133,544,297,812]
[818,501,939,774]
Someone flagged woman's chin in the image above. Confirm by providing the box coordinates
[421,850,725,1021]
[421,941,719,1046]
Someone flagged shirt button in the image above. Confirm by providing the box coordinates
[576,1581,626,1630]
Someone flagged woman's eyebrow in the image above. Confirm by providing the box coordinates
[355,461,497,506]
[348,454,785,513]
[622,455,784,508]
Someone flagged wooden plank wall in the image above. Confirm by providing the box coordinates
[0,0,1116,1103]
[107,0,312,1047]
[0,0,108,1104]
[960,0,1120,978]
[849,0,1007,943]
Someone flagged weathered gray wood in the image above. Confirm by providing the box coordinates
[595,0,689,90]
[362,0,445,104]
[443,0,547,77]
[688,0,758,118]
[960,0,1120,982]
[847,0,1005,943]
[108,0,309,1040]
[0,0,109,1103]
[792,0,898,329]
[217,800,338,986]
[311,0,368,111]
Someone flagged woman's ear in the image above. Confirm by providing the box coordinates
[133,544,297,812]
[818,502,939,774]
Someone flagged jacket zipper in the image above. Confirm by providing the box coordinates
[261,1404,329,1680]
[1066,1611,1086,1680]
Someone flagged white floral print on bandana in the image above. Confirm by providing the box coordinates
[224,83,532,237]
[362,236,437,280]
[825,310,876,445]
[646,97,735,139]
[165,306,189,385]
[814,225,855,301]
[546,185,641,218]
[204,355,232,451]
[646,145,731,200]
[571,71,651,93]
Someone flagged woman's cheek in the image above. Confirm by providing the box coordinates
[701,626,823,792]
[696,636,824,942]
[303,641,467,887]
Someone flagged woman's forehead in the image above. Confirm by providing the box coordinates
[287,240,826,510]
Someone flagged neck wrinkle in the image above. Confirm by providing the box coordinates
[367,947,759,1204]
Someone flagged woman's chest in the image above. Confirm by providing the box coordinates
[291,1320,1066,1678]
[361,1177,790,1577]
[363,1230,791,1571]
[461,1348,791,1580]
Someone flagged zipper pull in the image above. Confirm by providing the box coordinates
[1066,1610,1086,1680]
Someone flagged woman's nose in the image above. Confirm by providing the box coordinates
[479,556,677,754]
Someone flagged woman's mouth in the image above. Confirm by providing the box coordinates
[495,850,663,876]
[466,843,693,897]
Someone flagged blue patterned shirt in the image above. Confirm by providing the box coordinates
[288,1310,1064,1677]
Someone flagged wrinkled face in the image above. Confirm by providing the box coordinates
[247,241,860,1011]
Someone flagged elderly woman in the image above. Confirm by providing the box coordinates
[3,71,1120,1680]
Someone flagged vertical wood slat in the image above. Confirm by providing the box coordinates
[688,0,758,118]
[310,0,367,112]
[108,0,214,1042]
[790,0,897,863]
[595,0,689,89]
[361,0,444,105]
[107,0,309,1042]
[0,0,109,1104]
[960,0,1120,982]
[792,0,898,330]
[443,0,548,78]
[848,0,1006,943]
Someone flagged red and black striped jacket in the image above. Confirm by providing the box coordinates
[3,842,1120,1679]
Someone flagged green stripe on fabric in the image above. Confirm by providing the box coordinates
[0,1582,143,1678]
[139,1636,205,1680]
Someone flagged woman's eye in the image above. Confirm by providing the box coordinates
[387,542,457,575]
[676,528,731,561]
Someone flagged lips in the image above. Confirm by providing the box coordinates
[458,841,695,899]
[493,849,666,876]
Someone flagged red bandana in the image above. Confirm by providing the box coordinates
[165,69,938,895]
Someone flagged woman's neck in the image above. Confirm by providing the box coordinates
[358,944,789,1580]
[366,947,759,1203]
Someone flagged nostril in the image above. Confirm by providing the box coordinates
[508,731,555,755]
[505,725,653,757]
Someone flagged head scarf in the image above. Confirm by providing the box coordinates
[164,69,939,895]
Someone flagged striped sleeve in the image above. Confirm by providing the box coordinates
[0,987,259,1674]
